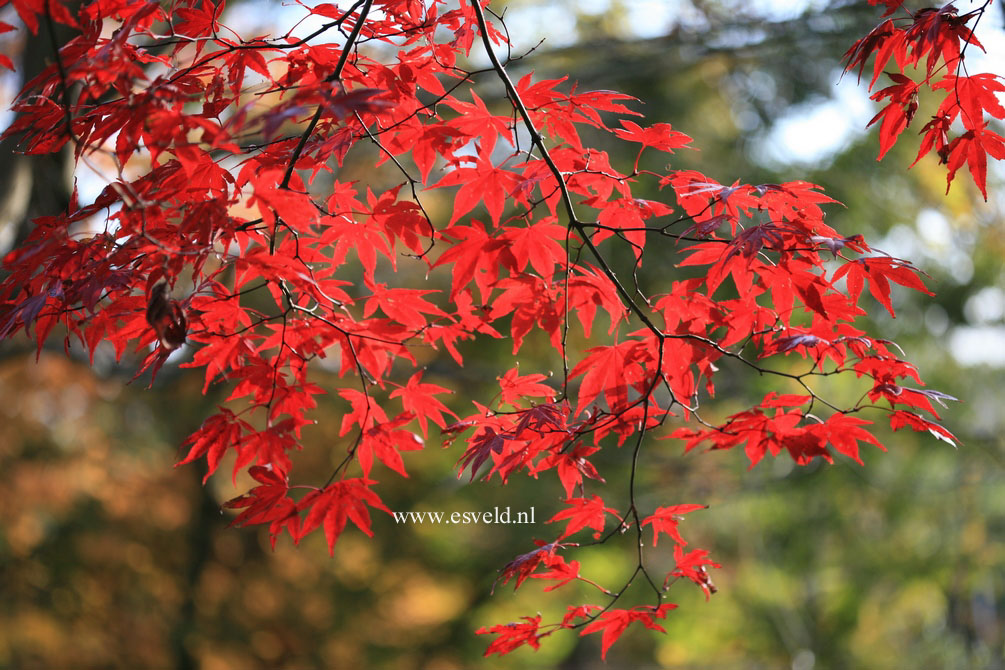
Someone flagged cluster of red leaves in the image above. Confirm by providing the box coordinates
[0,0,986,659]
[477,602,679,659]
[846,0,1005,198]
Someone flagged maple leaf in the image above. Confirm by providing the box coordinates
[579,604,677,659]
[586,196,674,257]
[297,479,391,557]
[0,286,62,340]
[569,340,649,416]
[670,545,721,599]
[320,88,390,121]
[904,5,982,74]
[512,403,567,440]
[497,367,557,407]
[493,541,559,592]
[174,1,225,38]
[868,0,905,18]
[547,495,619,540]
[384,120,465,183]
[641,504,707,547]
[337,388,388,437]
[563,88,642,127]
[443,88,514,156]
[457,426,511,481]
[389,371,457,437]
[566,265,627,338]
[941,125,1005,200]
[178,409,252,482]
[0,22,13,70]
[223,465,299,548]
[363,283,447,331]
[817,414,885,465]
[432,153,523,226]
[433,221,507,301]
[355,415,423,479]
[529,552,581,591]
[842,19,902,89]
[832,255,931,317]
[7,0,79,34]
[868,73,919,160]
[318,215,393,284]
[932,74,1005,130]
[500,219,567,280]
[535,443,605,499]
[889,409,958,447]
[613,119,692,170]
[367,186,430,256]
[488,273,563,354]
[562,604,603,627]
[477,615,543,656]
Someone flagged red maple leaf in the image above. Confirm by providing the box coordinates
[579,604,677,659]
[613,119,692,170]
[547,495,619,540]
[477,615,544,656]
[670,545,721,599]
[297,479,391,557]
[389,371,457,437]
[529,552,581,591]
[641,504,707,547]
[432,153,523,226]
[497,367,557,407]
[569,340,650,416]
[457,426,511,482]
[223,465,299,549]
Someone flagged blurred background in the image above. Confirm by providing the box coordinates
[1,0,1003,668]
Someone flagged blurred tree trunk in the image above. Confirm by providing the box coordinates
[171,462,219,670]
